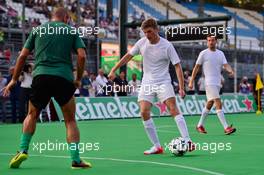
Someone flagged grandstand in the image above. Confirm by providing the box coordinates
[1,0,263,46]
[0,0,263,117]
[0,1,262,94]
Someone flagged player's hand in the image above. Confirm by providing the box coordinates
[179,89,186,99]
[74,80,81,88]
[108,71,116,81]
[2,79,16,97]
[188,81,193,90]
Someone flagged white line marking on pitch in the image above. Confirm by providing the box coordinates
[0,153,224,175]
[157,129,264,136]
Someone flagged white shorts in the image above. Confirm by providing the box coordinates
[138,84,175,104]
[205,85,221,101]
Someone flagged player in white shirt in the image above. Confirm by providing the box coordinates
[184,71,195,94]
[189,34,236,135]
[108,18,195,155]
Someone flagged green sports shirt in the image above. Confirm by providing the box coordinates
[24,21,86,82]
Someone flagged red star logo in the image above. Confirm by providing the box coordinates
[242,98,253,111]
[155,102,168,115]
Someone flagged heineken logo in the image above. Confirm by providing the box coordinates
[242,97,253,112]
[52,95,256,120]
[75,97,140,119]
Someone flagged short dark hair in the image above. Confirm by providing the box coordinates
[141,18,158,30]
[207,34,217,40]
[52,7,69,20]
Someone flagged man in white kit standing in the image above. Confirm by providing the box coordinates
[108,18,195,154]
[189,34,236,135]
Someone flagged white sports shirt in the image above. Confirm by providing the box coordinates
[129,37,180,85]
[196,48,227,87]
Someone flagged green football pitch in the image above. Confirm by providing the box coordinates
[1,113,264,175]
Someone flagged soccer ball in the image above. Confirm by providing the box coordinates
[168,137,188,156]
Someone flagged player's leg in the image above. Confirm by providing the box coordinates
[61,97,79,143]
[164,97,195,152]
[60,102,90,168]
[140,100,163,155]
[9,100,41,168]
[54,75,91,168]
[9,75,51,168]
[164,97,190,141]
[196,100,214,134]
[197,85,220,134]
[60,97,91,168]
[159,84,195,151]
[138,85,163,155]
[214,98,236,135]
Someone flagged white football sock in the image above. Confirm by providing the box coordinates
[174,114,190,141]
[143,118,161,148]
[216,110,228,129]
[197,108,210,127]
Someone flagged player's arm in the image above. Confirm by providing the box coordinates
[11,30,35,83]
[3,48,30,97]
[73,32,87,88]
[175,63,185,98]
[222,52,234,77]
[223,64,234,77]
[108,53,133,80]
[189,64,201,89]
[75,48,86,88]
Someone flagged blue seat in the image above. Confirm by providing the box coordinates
[181,2,259,38]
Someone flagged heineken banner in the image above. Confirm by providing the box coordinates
[53,95,256,121]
